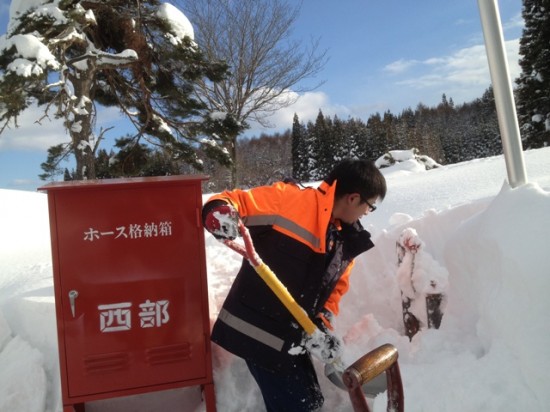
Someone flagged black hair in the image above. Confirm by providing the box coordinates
[324,158,387,201]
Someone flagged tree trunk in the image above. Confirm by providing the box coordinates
[68,68,96,180]
[229,132,238,188]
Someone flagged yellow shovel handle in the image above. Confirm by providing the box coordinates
[254,262,317,335]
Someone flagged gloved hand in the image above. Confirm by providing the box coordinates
[304,328,343,364]
[304,309,343,363]
[203,201,240,240]
[315,308,335,332]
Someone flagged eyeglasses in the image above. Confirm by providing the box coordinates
[365,200,377,212]
[361,197,377,212]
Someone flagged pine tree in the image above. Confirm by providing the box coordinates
[343,118,365,160]
[291,113,308,181]
[397,108,416,150]
[365,112,387,159]
[310,110,333,179]
[302,119,317,180]
[460,87,501,160]
[515,0,550,148]
[0,0,231,181]
[331,115,348,162]
[39,144,70,181]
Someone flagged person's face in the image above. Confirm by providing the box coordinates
[333,193,378,224]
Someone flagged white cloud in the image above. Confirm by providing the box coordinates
[245,33,522,136]
[454,18,474,26]
[0,105,125,151]
[285,91,351,123]
[384,59,419,74]
[245,90,352,136]
[393,38,520,103]
[11,178,38,187]
[0,107,68,151]
[376,9,523,111]
[503,13,524,31]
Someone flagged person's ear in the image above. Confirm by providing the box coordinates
[348,193,361,204]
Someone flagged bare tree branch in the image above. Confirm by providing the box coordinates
[177,0,328,187]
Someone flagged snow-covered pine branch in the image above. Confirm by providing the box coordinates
[0,0,231,181]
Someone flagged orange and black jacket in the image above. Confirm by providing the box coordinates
[203,179,374,372]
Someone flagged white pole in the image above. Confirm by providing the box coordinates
[477,0,528,187]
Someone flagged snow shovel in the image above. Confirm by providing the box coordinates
[222,221,349,387]
[224,221,402,402]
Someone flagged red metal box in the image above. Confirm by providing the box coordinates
[39,176,216,412]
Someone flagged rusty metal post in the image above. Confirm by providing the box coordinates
[343,344,404,412]
[386,362,404,412]
[402,296,420,340]
[426,293,444,329]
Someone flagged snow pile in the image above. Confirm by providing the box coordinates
[395,227,449,329]
[397,228,449,296]
[0,333,47,412]
[0,148,549,411]
[443,182,550,409]
[375,148,441,171]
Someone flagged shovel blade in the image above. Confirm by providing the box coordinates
[325,362,347,390]
[360,372,387,397]
[324,363,387,396]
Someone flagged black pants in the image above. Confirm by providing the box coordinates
[246,355,324,412]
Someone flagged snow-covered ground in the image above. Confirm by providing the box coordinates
[1,147,549,412]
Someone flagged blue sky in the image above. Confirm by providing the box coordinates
[0,0,524,191]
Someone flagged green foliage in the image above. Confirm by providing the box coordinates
[291,113,308,180]
[39,143,72,181]
[48,135,195,181]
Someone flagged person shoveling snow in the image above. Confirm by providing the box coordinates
[202,159,387,411]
